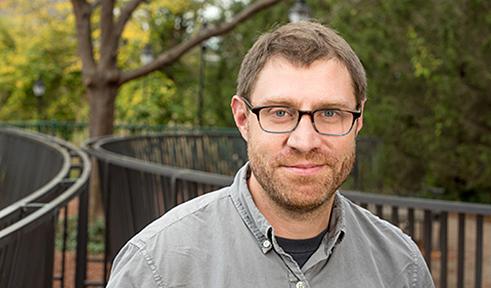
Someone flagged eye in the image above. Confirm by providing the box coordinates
[274,110,287,117]
[266,107,293,118]
[321,110,336,117]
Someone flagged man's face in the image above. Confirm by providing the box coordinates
[232,56,364,214]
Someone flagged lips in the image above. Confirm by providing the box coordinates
[280,163,326,176]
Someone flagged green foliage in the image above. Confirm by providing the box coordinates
[0,0,85,121]
[320,0,491,202]
[1,0,489,202]
[165,0,491,202]
[56,216,105,254]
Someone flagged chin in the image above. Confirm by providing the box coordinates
[278,191,333,214]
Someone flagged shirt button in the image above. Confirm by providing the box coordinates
[262,240,271,248]
[296,281,306,288]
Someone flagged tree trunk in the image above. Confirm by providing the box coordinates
[87,82,119,219]
[88,84,118,138]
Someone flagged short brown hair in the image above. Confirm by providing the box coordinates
[237,21,366,107]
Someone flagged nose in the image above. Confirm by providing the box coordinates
[286,114,322,153]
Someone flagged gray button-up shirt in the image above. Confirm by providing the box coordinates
[107,164,434,288]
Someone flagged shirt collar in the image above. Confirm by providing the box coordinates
[229,163,273,253]
[323,192,346,254]
[229,162,347,254]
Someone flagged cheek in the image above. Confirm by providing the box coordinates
[332,138,356,157]
[320,136,356,157]
[248,130,287,159]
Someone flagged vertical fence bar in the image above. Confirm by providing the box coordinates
[391,206,399,225]
[376,205,383,218]
[60,206,69,288]
[439,212,448,288]
[407,208,415,238]
[457,213,465,288]
[103,161,111,287]
[75,185,89,288]
[45,214,57,288]
[474,215,483,288]
[423,210,432,271]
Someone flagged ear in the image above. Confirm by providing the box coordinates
[231,95,249,142]
[355,98,367,135]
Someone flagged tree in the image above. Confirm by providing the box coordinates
[67,0,284,217]
[0,0,84,121]
[321,0,491,202]
[69,0,283,138]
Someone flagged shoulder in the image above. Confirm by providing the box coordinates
[339,193,434,287]
[130,186,233,248]
[107,186,241,287]
[339,193,415,251]
[107,242,165,288]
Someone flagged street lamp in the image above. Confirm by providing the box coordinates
[140,44,154,65]
[33,79,45,120]
[198,22,208,127]
[288,0,311,23]
[140,44,154,119]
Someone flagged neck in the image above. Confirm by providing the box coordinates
[248,175,335,240]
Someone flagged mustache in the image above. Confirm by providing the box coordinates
[272,150,337,166]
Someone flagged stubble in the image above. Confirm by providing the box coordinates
[248,144,356,217]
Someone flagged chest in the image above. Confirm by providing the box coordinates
[157,238,407,288]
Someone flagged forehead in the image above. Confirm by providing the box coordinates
[250,56,356,109]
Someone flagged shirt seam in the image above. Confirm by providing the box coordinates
[384,237,421,287]
[412,250,418,288]
[133,243,166,288]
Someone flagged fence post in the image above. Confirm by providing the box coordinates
[75,185,89,288]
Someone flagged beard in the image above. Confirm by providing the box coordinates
[248,143,355,215]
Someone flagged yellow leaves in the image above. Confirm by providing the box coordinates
[120,0,199,45]
[65,59,82,74]
[116,74,177,124]
[53,1,72,14]
[147,0,197,15]
[123,21,148,43]
[0,0,83,121]
[1,0,76,49]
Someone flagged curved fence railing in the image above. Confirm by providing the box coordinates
[85,132,491,288]
[0,127,91,288]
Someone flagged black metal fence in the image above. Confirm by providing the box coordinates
[84,132,490,288]
[0,127,91,288]
[0,120,226,142]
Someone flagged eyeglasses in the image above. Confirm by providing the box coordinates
[241,97,361,136]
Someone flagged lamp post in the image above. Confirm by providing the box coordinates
[140,44,154,66]
[140,44,154,118]
[33,79,45,120]
[198,22,208,127]
[288,0,311,23]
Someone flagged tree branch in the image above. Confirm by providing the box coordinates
[115,0,146,34]
[99,0,116,69]
[70,0,96,81]
[119,0,284,85]
[113,0,146,47]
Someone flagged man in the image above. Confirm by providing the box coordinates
[107,22,434,287]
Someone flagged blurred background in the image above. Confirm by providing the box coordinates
[1,0,489,203]
[0,1,490,287]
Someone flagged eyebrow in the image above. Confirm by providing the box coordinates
[256,98,357,111]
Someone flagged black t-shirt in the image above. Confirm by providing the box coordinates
[276,230,328,268]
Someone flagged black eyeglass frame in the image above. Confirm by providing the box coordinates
[241,97,361,136]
